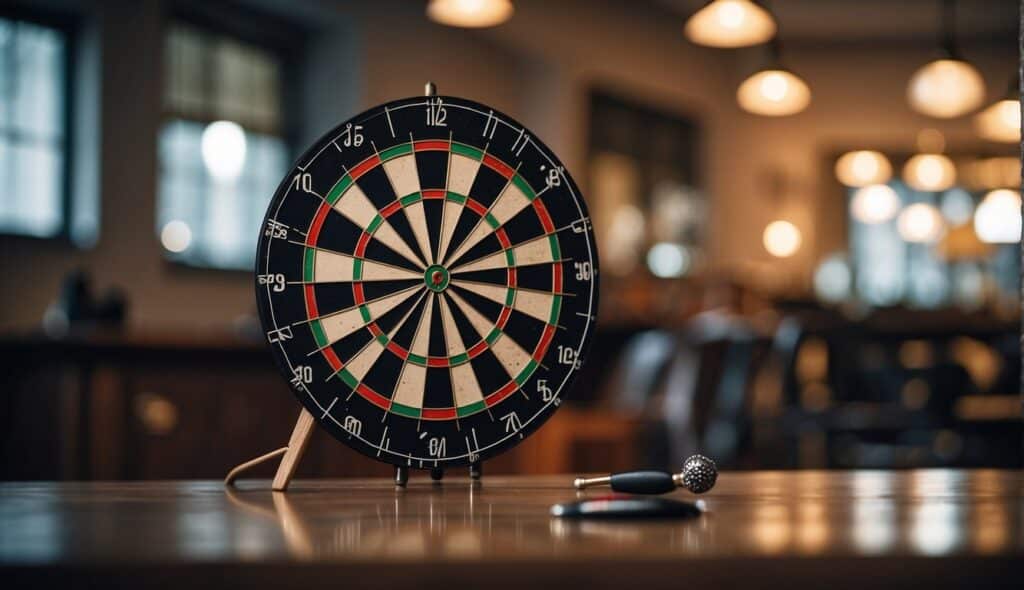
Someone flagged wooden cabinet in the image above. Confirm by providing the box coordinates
[0,333,385,480]
[1,332,638,481]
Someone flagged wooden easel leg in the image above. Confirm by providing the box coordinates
[272,409,316,491]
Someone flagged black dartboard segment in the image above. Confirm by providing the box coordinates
[255,95,599,469]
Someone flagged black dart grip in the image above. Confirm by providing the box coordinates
[609,470,676,494]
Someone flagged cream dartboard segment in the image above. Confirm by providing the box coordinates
[255,95,598,469]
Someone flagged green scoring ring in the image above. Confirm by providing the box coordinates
[424,264,450,293]
[302,144,566,420]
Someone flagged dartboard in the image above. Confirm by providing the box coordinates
[255,95,598,470]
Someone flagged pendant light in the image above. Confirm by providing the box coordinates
[903,129,956,192]
[898,203,945,243]
[850,184,901,224]
[907,0,986,118]
[684,0,776,48]
[904,154,956,191]
[737,40,811,117]
[974,77,1021,143]
[835,150,893,187]
[427,0,513,28]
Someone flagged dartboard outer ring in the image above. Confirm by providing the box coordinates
[255,95,599,470]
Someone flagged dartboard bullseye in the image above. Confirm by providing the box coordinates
[255,95,599,469]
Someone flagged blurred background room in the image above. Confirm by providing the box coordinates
[1,0,1020,481]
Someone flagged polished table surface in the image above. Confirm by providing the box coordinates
[1,470,1022,588]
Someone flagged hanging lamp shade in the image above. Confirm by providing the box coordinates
[737,69,811,116]
[908,58,986,118]
[835,150,893,187]
[907,0,986,118]
[737,40,810,117]
[974,79,1020,143]
[850,184,901,224]
[975,99,1021,143]
[897,203,945,243]
[426,0,513,28]
[684,0,777,48]
[904,153,957,192]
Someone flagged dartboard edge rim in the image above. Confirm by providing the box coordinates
[254,94,600,469]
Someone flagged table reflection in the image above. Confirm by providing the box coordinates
[0,472,1019,565]
[216,471,1021,561]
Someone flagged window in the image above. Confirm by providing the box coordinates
[845,177,1019,310]
[848,181,949,308]
[158,22,288,270]
[0,16,67,238]
[587,91,703,282]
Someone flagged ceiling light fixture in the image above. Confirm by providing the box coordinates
[903,129,957,192]
[427,0,513,28]
[907,0,986,118]
[897,203,945,243]
[850,184,901,224]
[684,0,776,48]
[974,78,1021,143]
[835,150,893,187]
[904,153,957,192]
[737,40,811,117]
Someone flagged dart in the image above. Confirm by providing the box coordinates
[573,454,718,495]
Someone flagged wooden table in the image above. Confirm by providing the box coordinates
[2,471,1021,588]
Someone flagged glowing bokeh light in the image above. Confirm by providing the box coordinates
[160,220,193,253]
[903,153,956,192]
[835,150,892,187]
[737,69,811,116]
[684,0,776,48]
[763,220,802,257]
[907,59,986,118]
[201,121,247,182]
[427,0,513,28]
[646,242,691,278]
[973,189,1021,244]
[850,184,900,224]
[897,203,944,243]
[974,99,1021,143]
[939,188,974,226]
[813,254,852,303]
